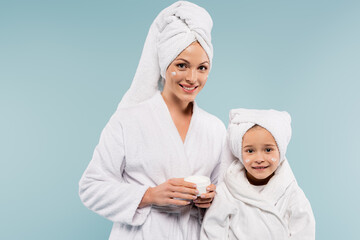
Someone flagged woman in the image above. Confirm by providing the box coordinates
[79,1,226,239]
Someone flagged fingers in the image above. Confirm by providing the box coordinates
[172,186,199,196]
[167,178,198,197]
[151,178,214,207]
[206,184,216,192]
[198,190,215,200]
[171,178,197,189]
[194,202,212,208]
[193,184,216,208]
[171,191,197,201]
[194,196,212,204]
[168,198,192,206]
[194,196,213,208]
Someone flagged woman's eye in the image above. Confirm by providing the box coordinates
[199,66,207,71]
[177,63,186,69]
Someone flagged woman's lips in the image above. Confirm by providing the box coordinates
[179,84,198,93]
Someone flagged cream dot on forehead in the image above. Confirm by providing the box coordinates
[171,71,176,76]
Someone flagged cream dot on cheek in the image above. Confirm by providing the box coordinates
[244,159,250,163]
[271,158,277,162]
[171,71,176,76]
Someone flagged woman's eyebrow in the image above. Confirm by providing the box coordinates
[174,59,209,65]
[174,58,190,63]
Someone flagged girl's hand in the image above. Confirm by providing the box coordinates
[193,184,216,208]
[139,178,198,208]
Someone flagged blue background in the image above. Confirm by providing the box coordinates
[1,0,359,239]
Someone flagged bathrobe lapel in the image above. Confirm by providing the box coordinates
[261,160,296,204]
[151,92,198,178]
[150,93,198,239]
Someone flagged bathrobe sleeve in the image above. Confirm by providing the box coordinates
[200,184,236,240]
[288,188,316,240]
[209,127,227,186]
[78,112,151,226]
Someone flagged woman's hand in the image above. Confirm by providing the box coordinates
[139,178,198,208]
[193,184,216,208]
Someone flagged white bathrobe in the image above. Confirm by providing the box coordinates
[200,160,315,240]
[79,92,226,240]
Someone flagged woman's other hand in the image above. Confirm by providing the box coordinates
[193,184,216,208]
[139,178,198,208]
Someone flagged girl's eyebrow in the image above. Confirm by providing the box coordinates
[243,145,253,148]
[264,144,277,147]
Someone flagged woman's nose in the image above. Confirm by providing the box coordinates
[186,69,197,83]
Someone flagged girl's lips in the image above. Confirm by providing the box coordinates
[179,84,198,93]
[252,166,269,170]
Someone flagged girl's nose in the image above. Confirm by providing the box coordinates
[254,159,264,164]
[254,153,265,164]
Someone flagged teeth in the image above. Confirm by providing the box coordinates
[182,85,196,91]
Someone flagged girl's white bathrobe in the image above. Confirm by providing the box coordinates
[79,92,226,240]
[201,160,315,240]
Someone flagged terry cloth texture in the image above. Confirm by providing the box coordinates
[79,92,226,239]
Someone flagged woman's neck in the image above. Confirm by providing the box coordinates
[161,92,193,143]
[161,92,193,116]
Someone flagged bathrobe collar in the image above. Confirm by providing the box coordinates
[148,91,201,238]
[224,158,296,232]
[150,91,199,147]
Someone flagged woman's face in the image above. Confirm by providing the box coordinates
[163,41,210,105]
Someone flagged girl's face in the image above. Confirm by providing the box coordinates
[162,41,210,105]
[242,126,280,185]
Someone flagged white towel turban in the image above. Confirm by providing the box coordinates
[118,1,213,108]
[228,109,292,165]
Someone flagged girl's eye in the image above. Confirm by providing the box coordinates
[265,148,272,152]
[246,149,254,153]
[177,63,186,69]
[199,66,207,71]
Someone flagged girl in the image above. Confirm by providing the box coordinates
[201,109,315,239]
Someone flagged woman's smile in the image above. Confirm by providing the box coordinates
[179,84,198,92]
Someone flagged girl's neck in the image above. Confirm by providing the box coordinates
[246,171,274,186]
